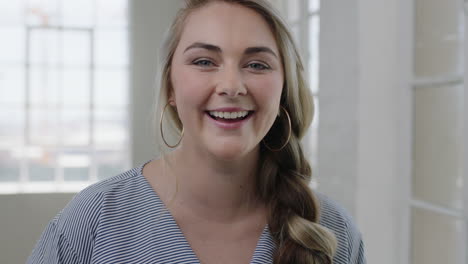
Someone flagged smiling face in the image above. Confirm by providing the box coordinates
[169,1,284,161]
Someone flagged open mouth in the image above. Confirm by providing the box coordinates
[206,110,254,122]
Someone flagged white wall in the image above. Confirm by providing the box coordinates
[464,3,468,262]
[130,0,181,166]
[0,193,74,263]
[318,0,359,215]
[355,0,413,263]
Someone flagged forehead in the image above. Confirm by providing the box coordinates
[178,2,278,53]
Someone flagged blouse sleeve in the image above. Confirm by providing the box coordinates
[27,217,82,264]
[27,182,105,264]
[348,226,366,264]
[316,192,367,264]
[351,238,366,264]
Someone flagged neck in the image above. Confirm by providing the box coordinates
[164,145,261,222]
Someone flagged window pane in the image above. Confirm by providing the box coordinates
[30,67,91,107]
[61,0,94,27]
[0,1,23,25]
[62,68,91,106]
[0,66,25,104]
[29,29,61,66]
[62,30,92,67]
[96,0,128,28]
[62,108,90,146]
[414,0,463,78]
[28,146,55,181]
[94,109,128,148]
[94,69,128,107]
[95,29,128,67]
[0,149,20,182]
[413,84,463,210]
[64,167,89,181]
[96,150,127,180]
[29,66,60,106]
[29,107,59,146]
[0,107,24,147]
[59,151,90,181]
[0,28,25,63]
[309,0,320,13]
[309,97,319,169]
[309,15,320,94]
[411,207,464,264]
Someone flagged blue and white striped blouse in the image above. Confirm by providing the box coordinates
[27,162,366,264]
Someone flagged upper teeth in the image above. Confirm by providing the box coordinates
[209,111,249,119]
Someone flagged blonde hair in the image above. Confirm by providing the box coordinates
[156,0,337,263]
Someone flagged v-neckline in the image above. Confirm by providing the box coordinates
[137,161,277,264]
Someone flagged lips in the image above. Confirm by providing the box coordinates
[205,108,254,129]
[206,107,254,121]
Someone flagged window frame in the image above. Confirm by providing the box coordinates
[409,0,467,262]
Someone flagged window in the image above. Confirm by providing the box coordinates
[0,0,130,193]
[410,0,465,262]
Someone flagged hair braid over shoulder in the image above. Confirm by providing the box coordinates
[258,136,336,263]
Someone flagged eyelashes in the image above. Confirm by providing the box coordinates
[192,59,216,67]
[191,58,272,71]
[246,62,270,70]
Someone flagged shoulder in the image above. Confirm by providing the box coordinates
[315,192,366,264]
[315,192,357,235]
[29,164,149,264]
[55,166,148,255]
[57,165,146,230]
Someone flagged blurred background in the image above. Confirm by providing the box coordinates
[0,0,466,263]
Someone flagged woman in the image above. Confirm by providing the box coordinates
[28,0,365,263]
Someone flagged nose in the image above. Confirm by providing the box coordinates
[215,65,247,97]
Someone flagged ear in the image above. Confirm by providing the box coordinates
[168,90,176,106]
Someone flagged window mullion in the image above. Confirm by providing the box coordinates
[57,28,64,187]
[300,0,309,63]
[21,26,32,191]
[89,28,98,182]
[411,199,464,218]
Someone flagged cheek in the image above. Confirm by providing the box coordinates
[247,75,283,130]
[247,75,283,106]
[170,66,214,131]
[171,66,210,106]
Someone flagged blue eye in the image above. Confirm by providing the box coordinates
[248,62,270,70]
[193,59,214,67]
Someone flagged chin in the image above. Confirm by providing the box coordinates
[209,143,254,161]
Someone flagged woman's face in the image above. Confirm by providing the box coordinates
[170,2,284,161]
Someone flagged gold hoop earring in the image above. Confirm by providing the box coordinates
[263,106,292,152]
[160,101,184,148]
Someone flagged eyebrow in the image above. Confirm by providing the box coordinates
[244,46,278,58]
[183,42,278,58]
[184,42,222,53]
